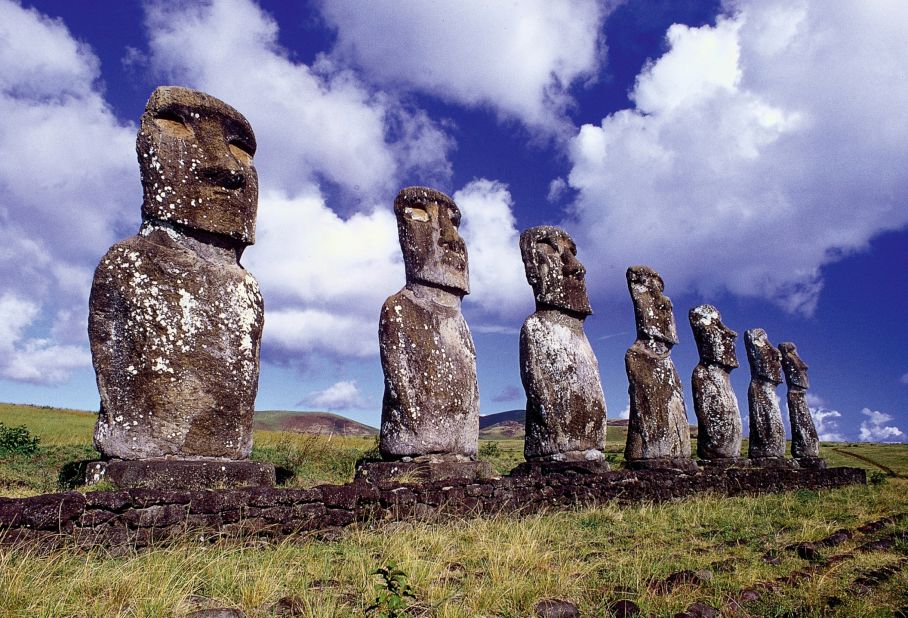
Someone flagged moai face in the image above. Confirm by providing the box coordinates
[137,86,258,244]
[626,265,678,345]
[745,328,783,384]
[689,304,738,368]
[519,226,592,316]
[394,186,469,295]
[779,342,810,390]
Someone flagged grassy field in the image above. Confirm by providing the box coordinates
[1,403,907,616]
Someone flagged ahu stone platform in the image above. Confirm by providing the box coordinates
[0,466,865,550]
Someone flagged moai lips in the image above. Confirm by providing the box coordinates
[745,328,786,460]
[623,266,694,470]
[689,305,742,461]
[89,87,265,465]
[518,226,606,463]
[378,187,479,461]
[779,342,822,464]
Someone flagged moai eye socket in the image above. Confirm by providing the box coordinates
[404,206,430,222]
[153,109,193,139]
[228,140,254,166]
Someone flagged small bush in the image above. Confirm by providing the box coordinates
[868,470,889,486]
[0,422,40,456]
[479,441,501,459]
[365,562,415,618]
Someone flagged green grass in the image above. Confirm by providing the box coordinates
[2,402,908,616]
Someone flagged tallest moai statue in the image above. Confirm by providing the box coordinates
[623,266,696,471]
[87,86,273,488]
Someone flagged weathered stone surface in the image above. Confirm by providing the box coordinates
[86,459,276,490]
[519,226,606,462]
[355,460,494,484]
[623,266,692,466]
[689,304,742,461]
[533,598,580,618]
[378,187,479,459]
[509,460,611,476]
[779,342,820,460]
[744,328,786,459]
[89,86,263,462]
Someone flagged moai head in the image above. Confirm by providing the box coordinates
[519,226,592,316]
[626,265,678,345]
[689,304,738,368]
[137,86,258,245]
[744,328,783,384]
[779,342,810,390]
[394,186,469,295]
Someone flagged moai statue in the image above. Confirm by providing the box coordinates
[779,342,825,467]
[87,86,273,489]
[623,266,696,471]
[360,187,490,483]
[744,329,787,463]
[516,226,607,471]
[689,305,743,464]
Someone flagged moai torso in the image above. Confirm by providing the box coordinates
[378,187,479,460]
[780,342,820,459]
[745,328,785,459]
[623,266,691,462]
[89,87,263,460]
[689,304,742,460]
[518,226,606,462]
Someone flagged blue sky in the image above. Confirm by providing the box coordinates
[1,0,905,443]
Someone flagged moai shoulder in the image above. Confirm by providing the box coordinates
[517,226,607,469]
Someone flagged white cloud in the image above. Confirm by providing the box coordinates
[900,372,908,385]
[319,0,612,133]
[803,394,844,441]
[858,408,905,443]
[0,294,90,384]
[455,180,531,320]
[0,0,136,383]
[301,380,367,411]
[564,0,908,314]
[616,404,631,420]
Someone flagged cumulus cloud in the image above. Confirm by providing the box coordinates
[492,385,522,403]
[804,394,845,442]
[564,0,908,313]
[455,180,530,319]
[900,372,908,385]
[319,0,612,133]
[0,0,136,383]
[616,404,631,420]
[858,408,905,443]
[300,380,367,411]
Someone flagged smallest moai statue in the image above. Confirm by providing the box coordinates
[779,342,825,468]
[623,266,696,472]
[689,305,743,464]
[744,329,788,464]
[515,226,608,474]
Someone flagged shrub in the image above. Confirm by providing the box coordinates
[869,470,889,486]
[479,441,501,459]
[0,422,40,456]
[365,562,415,618]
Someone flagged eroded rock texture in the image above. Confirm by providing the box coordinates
[624,266,693,468]
[745,328,786,460]
[378,187,479,460]
[780,342,820,460]
[89,87,263,460]
[689,305,742,461]
[519,226,606,462]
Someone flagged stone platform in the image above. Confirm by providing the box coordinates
[624,457,700,473]
[510,460,611,476]
[354,459,494,484]
[84,459,276,490]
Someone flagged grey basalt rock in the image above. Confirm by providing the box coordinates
[780,342,823,465]
[689,304,742,462]
[518,226,606,463]
[623,266,695,471]
[744,328,786,460]
[89,87,265,466]
[377,187,480,461]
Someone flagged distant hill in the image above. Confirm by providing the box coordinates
[479,409,688,440]
[254,410,377,437]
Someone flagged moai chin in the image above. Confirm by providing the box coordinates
[374,186,484,475]
[518,226,607,466]
[744,328,787,462]
[779,342,824,466]
[88,86,272,488]
[689,304,742,463]
[623,266,695,471]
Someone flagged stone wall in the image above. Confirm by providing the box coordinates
[0,466,865,550]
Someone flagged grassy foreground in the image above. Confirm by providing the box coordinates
[1,403,907,616]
